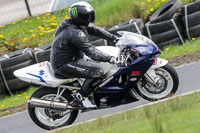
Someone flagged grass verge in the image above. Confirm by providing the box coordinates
[52,91,200,133]
[160,39,200,59]
[0,87,36,117]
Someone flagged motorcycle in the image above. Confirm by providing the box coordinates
[14,31,179,130]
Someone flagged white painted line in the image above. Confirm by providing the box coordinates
[47,88,200,133]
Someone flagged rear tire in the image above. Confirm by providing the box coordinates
[28,87,78,130]
[136,64,179,101]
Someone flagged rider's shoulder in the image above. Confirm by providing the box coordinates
[72,28,87,39]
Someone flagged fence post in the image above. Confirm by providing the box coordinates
[24,0,32,17]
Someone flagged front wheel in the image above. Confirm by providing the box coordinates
[28,87,79,130]
[136,64,179,101]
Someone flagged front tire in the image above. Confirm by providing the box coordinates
[136,64,179,101]
[28,87,78,130]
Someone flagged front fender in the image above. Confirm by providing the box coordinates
[144,58,168,84]
[150,58,168,69]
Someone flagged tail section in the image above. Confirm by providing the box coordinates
[14,61,69,87]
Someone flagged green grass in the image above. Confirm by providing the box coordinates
[0,0,192,54]
[91,0,148,28]
[0,87,37,117]
[0,10,69,54]
[92,0,194,27]
[160,39,200,59]
[54,92,200,133]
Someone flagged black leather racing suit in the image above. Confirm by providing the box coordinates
[50,19,116,97]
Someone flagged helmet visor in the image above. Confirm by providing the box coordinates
[79,11,95,23]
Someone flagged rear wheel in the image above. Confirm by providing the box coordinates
[136,64,179,101]
[28,87,78,130]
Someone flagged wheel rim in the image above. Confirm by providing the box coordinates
[137,68,174,100]
[35,94,72,127]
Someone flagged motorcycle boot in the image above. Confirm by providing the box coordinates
[69,69,103,108]
[82,97,96,108]
[68,92,83,107]
[69,92,96,108]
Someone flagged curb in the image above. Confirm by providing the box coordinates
[175,61,200,69]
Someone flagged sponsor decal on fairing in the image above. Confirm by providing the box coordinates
[131,71,141,76]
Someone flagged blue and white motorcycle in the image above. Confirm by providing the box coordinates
[14,31,179,130]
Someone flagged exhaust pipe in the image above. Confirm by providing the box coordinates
[28,97,82,110]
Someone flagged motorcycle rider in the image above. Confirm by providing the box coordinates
[50,1,119,108]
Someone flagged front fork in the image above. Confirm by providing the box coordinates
[145,58,168,85]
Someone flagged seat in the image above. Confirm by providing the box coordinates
[54,72,71,79]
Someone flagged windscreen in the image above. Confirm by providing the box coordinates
[117,31,152,46]
[115,31,158,55]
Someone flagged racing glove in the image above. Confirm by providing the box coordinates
[112,35,120,43]
[110,55,125,65]
[108,35,120,46]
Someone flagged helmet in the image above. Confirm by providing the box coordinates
[69,1,95,26]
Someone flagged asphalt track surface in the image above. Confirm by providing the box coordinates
[0,61,200,133]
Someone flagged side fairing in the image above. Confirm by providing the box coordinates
[98,58,154,89]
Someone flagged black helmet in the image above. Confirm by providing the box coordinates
[69,1,95,26]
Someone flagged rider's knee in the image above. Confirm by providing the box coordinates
[92,68,104,78]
